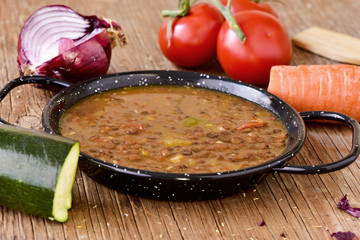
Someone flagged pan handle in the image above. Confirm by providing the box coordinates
[0,75,71,125]
[273,111,360,174]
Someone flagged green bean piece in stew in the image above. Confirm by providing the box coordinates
[59,85,288,173]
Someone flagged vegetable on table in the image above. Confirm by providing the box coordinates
[158,0,291,84]
[216,9,292,86]
[219,0,278,18]
[0,124,80,222]
[331,231,356,240]
[17,5,126,86]
[267,65,360,122]
[158,0,224,67]
[337,195,360,218]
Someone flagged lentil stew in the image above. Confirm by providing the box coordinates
[60,85,288,173]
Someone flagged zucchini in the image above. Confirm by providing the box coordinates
[0,124,80,222]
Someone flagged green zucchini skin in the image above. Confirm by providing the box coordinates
[0,124,79,222]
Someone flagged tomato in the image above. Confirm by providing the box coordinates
[216,10,292,86]
[158,3,224,67]
[219,0,278,18]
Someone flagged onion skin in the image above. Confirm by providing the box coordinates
[17,5,126,88]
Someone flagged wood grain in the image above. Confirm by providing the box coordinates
[0,0,360,239]
[292,26,360,65]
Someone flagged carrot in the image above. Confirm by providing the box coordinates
[267,65,360,122]
[237,119,266,130]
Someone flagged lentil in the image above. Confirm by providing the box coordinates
[60,85,288,173]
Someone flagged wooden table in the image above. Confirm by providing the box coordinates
[1,0,360,239]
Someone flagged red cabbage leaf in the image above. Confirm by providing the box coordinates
[258,220,266,226]
[331,231,356,240]
[337,195,360,218]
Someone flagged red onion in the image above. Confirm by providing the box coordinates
[17,5,126,86]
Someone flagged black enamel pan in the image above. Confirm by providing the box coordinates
[0,71,359,201]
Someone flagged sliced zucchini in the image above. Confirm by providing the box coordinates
[0,124,80,222]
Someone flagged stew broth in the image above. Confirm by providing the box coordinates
[60,85,288,173]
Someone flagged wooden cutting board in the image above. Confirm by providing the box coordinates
[292,26,360,65]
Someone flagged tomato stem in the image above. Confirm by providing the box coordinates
[211,0,246,43]
[161,0,197,46]
[161,0,192,17]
